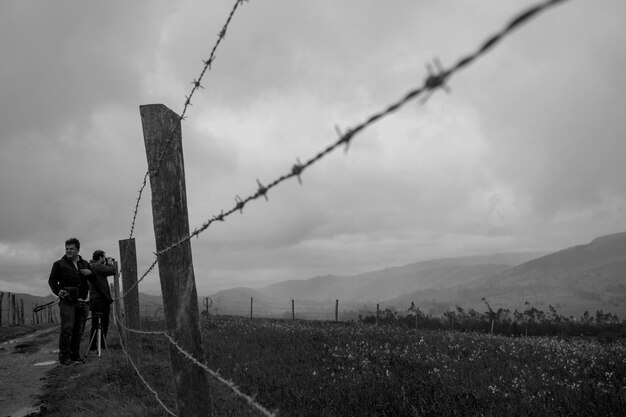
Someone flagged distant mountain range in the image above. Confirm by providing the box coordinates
[208,232,626,319]
[5,232,625,322]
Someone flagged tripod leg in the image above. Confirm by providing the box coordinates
[97,326,102,357]
[85,325,99,359]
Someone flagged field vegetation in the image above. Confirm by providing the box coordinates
[202,316,626,416]
[18,313,626,416]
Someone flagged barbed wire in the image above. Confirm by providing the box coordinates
[115,312,278,417]
[114,0,571,415]
[113,315,177,416]
[121,0,570,299]
[128,0,249,240]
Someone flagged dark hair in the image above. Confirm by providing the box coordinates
[65,237,80,250]
[92,250,105,261]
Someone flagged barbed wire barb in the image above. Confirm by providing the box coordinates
[256,179,269,201]
[292,159,304,184]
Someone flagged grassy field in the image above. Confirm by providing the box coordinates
[202,317,626,416]
[10,316,625,416]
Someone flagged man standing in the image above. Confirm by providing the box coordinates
[87,250,116,351]
[48,237,92,365]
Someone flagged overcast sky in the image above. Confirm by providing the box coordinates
[1,0,624,297]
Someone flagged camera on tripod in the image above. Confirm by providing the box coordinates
[104,257,115,265]
[85,311,107,359]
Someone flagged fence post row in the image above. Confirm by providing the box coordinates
[140,103,211,416]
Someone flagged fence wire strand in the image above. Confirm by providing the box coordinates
[113,313,177,416]
[128,0,248,240]
[116,0,571,415]
[122,0,569,299]
[116,314,277,417]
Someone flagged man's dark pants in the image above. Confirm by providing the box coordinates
[89,297,110,350]
[58,299,89,361]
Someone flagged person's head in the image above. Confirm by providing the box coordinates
[92,250,105,262]
[64,237,80,260]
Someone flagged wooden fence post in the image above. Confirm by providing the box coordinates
[119,240,140,341]
[250,297,254,319]
[376,303,379,326]
[112,274,123,337]
[140,103,211,416]
[335,299,339,323]
[12,294,16,325]
[0,292,4,326]
[204,297,210,318]
[292,299,295,321]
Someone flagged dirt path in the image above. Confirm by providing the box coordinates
[0,326,60,417]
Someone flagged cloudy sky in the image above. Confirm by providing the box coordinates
[1,0,624,297]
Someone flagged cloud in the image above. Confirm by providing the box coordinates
[0,0,624,297]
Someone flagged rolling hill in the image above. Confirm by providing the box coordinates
[8,232,624,322]
[258,252,546,303]
[387,232,626,317]
[206,252,546,317]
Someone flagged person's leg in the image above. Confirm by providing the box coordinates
[58,300,75,363]
[69,301,89,360]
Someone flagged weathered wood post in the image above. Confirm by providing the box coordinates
[12,294,16,325]
[376,303,380,326]
[119,240,140,340]
[118,243,138,355]
[204,297,210,318]
[250,297,254,319]
[20,299,24,325]
[335,299,339,323]
[0,292,3,326]
[140,103,211,416]
[292,299,295,321]
[111,274,122,337]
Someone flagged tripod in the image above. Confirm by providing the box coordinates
[84,312,107,359]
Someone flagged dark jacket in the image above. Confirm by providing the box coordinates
[48,255,91,300]
[88,260,116,304]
